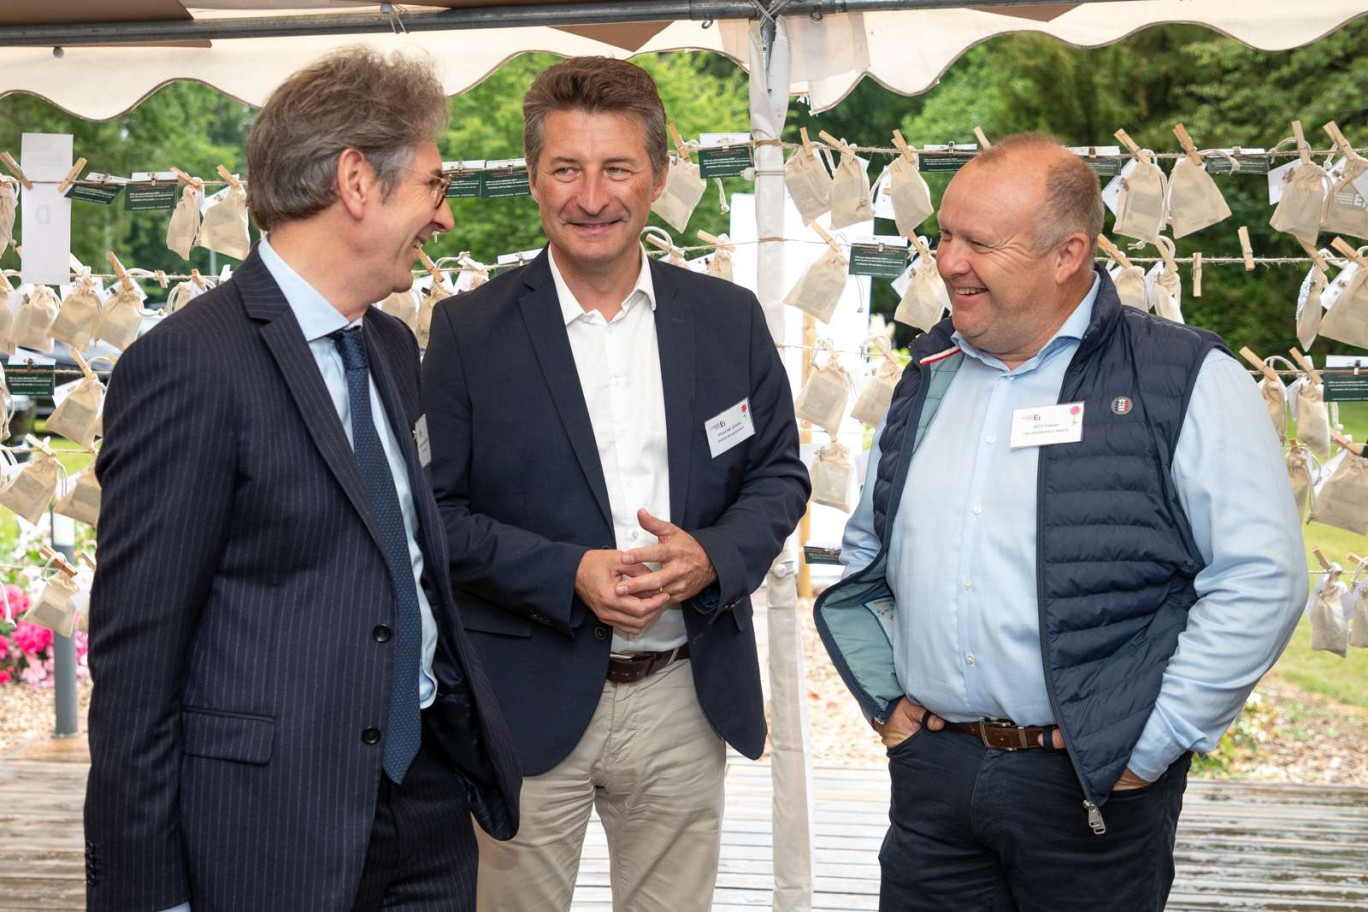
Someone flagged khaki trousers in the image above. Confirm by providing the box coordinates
[475,659,726,912]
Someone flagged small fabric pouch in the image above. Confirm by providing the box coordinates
[828,147,874,230]
[1321,156,1368,239]
[97,284,145,352]
[1109,263,1149,310]
[894,248,950,331]
[1350,583,1368,649]
[13,284,59,353]
[811,441,856,512]
[0,451,60,526]
[0,178,15,257]
[1293,375,1331,460]
[197,183,251,260]
[850,338,903,427]
[1319,257,1368,349]
[0,272,16,355]
[50,273,103,351]
[22,572,81,638]
[1113,154,1168,243]
[1259,376,1287,442]
[1296,263,1328,350]
[1270,161,1330,244]
[416,275,455,350]
[1309,450,1368,535]
[1167,156,1231,238]
[1286,441,1315,519]
[1308,573,1349,657]
[783,246,848,324]
[166,183,203,260]
[1145,244,1184,324]
[651,156,707,233]
[794,344,852,437]
[784,147,834,224]
[705,236,735,283]
[47,376,104,449]
[54,467,101,528]
[375,288,420,333]
[887,153,934,237]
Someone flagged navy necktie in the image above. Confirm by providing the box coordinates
[330,326,422,784]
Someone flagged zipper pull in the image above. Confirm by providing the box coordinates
[1084,800,1106,836]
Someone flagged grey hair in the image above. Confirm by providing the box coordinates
[972,132,1104,253]
[245,46,449,232]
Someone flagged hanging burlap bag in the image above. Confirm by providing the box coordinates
[851,337,904,426]
[166,183,203,260]
[794,343,852,437]
[97,284,145,352]
[22,572,81,638]
[1308,573,1350,657]
[54,468,100,528]
[197,183,251,260]
[894,243,950,331]
[47,376,104,449]
[1292,375,1331,460]
[49,274,103,350]
[1309,451,1368,535]
[0,178,15,257]
[784,246,848,324]
[1113,154,1168,243]
[1270,161,1331,244]
[375,288,420,333]
[1259,376,1287,442]
[1319,254,1368,349]
[651,156,707,233]
[828,147,874,230]
[1350,584,1368,649]
[0,271,19,356]
[887,153,934,237]
[1296,262,1328,350]
[706,246,734,283]
[1286,441,1315,519]
[416,276,454,350]
[1167,155,1232,239]
[13,285,59,352]
[0,451,59,525]
[784,146,834,225]
[1110,263,1149,310]
[811,441,857,512]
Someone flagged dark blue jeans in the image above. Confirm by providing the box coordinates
[879,726,1191,912]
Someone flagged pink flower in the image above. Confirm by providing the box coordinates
[20,661,46,686]
[12,622,53,656]
[1,584,29,617]
[0,670,10,685]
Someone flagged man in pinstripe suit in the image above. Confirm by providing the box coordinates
[84,49,519,912]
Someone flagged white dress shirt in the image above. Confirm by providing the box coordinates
[548,246,685,653]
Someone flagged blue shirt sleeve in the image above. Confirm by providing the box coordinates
[1127,350,1309,781]
[840,416,887,579]
[158,905,191,912]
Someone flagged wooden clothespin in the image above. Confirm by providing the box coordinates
[1323,121,1357,161]
[1332,427,1364,456]
[39,544,78,579]
[24,434,57,460]
[667,124,690,163]
[1349,551,1366,568]
[891,129,917,165]
[908,233,932,262]
[78,552,97,572]
[817,130,852,159]
[1291,120,1312,166]
[1114,129,1146,163]
[215,165,242,190]
[71,349,97,384]
[106,251,135,292]
[799,127,815,161]
[416,249,442,281]
[1331,236,1368,268]
[1172,124,1203,166]
[644,235,675,254]
[1312,546,1333,573]
[190,268,206,290]
[153,269,168,288]
[973,127,992,150]
[1237,226,1255,271]
[1290,346,1324,385]
[1298,238,1330,273]
[1192,252,1202,297]
[1096,235,1132,269]
[697,229,734,251]
[57,157,87,195]
[170,167,203,189]
[1239,346,1281,384]
[809,221,844,255]
[0,152,32,190]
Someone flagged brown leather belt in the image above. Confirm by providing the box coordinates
[607,644,690,684]
[948,719,1050,751]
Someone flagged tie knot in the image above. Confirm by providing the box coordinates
[329,326,368,372]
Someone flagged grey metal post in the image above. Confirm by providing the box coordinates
[49,508,80,738]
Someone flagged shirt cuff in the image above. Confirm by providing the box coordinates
[1127,705,1196,782]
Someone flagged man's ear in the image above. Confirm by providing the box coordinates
[1056,232,1093,285]
[336,147,371,221]
[651,159,669,204]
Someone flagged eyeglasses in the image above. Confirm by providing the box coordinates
[397,165,453,205]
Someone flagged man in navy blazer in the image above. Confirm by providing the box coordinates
[422,58,808,911]
[85,49,519,912]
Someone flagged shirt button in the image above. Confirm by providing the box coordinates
[361,727,381,745]
[372,624,392,643]
[986,436,997,445]
[630,530,641,540]
[963,579,972,590]
[972,505,983,515]
[966,654,976,666]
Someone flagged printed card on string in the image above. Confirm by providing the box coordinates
[65,173,126,206]
[847,237,909,279]
[697,134,753,179]
[6,351,56,397]
[1067,146,1124,178]
[480,159,531,199]
[1296,263,1327,350]
[441,160,485,199]
[1201,148,1269,176]
[917,143,979,173]
[125,172,181,212]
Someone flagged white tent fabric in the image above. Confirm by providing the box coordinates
[1,1,1366,118]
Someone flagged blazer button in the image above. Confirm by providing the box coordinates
[361,727,381,745]
[373,624,392,643]
[594,626,608,641]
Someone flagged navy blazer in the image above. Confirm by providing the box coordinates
[422,248,810,775]
[84,252,520,912]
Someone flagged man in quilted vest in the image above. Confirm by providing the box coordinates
[816,133,1306,911]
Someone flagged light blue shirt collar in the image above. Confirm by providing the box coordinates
[952,271,1100,374]
[258,235,359,340]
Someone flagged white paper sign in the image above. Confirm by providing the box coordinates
[1100,159,1139,216]
[704,397,756,458]
[19,133,73,287]
[1268,159,1298,205]
[1010,402,1086,448]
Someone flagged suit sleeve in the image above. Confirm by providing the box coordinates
[85,330,236,912]
[690,296,810,618]
[422,299,588,636]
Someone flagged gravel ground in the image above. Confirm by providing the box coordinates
[0,680,92,756]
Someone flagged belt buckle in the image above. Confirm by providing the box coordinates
[977,718,1027,751]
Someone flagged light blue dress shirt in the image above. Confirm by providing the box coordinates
[841,275,1306,781]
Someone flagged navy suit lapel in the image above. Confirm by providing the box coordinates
[237,253,384,553]
[516,253,614,531]
[651,261,695,526]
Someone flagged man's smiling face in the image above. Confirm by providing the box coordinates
[529,108,666,276]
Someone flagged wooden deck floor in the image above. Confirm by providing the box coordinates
[4,737,1367,910]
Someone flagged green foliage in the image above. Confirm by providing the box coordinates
[1191,691,1278,777]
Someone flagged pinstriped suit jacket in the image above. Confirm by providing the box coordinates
[84,251,520,912]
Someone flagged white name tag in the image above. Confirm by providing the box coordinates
[413,414,432,467]
[1010,402,1085,448]
[705,398,756,458]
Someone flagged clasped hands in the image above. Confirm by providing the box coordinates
[876,698,1151,792]
[574,509,717,638]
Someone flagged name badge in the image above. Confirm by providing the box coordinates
[705,398,756,458]
[413,414,432,467]
[1010,402,1085,448]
